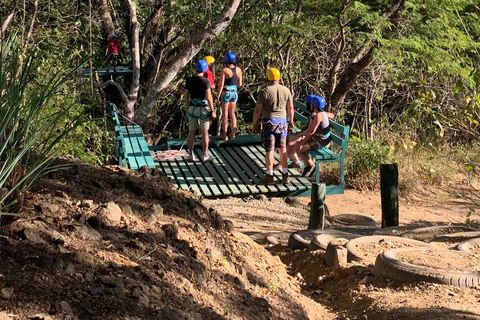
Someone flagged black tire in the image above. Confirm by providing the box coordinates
[287,232,310,250]
[457,237,480,253]
[330,214,377,227]
[428,231,480,249]
[402,225,477,242]
[375,247,480,287]
[309,232,360,251]
[345,235,430,265]
[373,225,425,236]
[331,226,379,235]
[324,238,355,267]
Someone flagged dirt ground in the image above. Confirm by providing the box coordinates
[0,162,479,320]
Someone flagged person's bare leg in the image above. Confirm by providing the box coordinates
[278,146,288,169]
[221,101,229,137]
[265,150,275,172]
[201,128,209,155]
[229,102,237,137]
[187,130,196,155]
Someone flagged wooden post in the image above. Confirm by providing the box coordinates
[380,163,399,228]
[308,183,326,230]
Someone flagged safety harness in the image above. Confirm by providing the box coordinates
[189,98,211,120]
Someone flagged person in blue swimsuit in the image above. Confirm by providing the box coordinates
[217,51,243,140]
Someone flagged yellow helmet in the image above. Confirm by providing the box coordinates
[266,67,281,81]
[204,56,215,65]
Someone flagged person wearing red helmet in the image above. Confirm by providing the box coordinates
[185,60,217,163]
[217,51,243,140]
[294,95,335,177]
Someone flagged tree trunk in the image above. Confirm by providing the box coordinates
[94,0,115,37]
[133,0,241,126]
[123,0,141,119]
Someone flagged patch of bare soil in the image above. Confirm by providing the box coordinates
[396,248,480,271]
[204,186,480,320]
[0,162,334,320]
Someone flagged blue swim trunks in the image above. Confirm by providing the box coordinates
[261,118,287,151]
[220,85,238,103]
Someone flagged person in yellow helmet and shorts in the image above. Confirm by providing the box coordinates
[252,67,295,185]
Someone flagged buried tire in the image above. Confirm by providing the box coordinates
[375,247,480,287]
[402,225,477,242]
[457,237,480,253]
[329,214,377,227]
[345,235,430,265]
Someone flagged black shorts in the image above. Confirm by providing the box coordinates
[108,53,118,62]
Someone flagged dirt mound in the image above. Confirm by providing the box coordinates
[0,163,334,320]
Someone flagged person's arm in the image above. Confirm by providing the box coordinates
[217,69,225,101]
[287,98,294,130]
[238,67,243,88]
[326,112,335,119]
[206,88,216,119]
[301,113,321,145]
[252,103,263,134]
[184,89,190,117]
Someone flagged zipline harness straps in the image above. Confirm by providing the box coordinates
[189,98,211,120]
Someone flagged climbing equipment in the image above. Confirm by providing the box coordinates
[266,67,280,81]
[224,51,236,63]
[189,98,211,120]
[196,60,208,72]
[204,56,215,64]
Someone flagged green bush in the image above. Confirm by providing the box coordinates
[345,134,396,190]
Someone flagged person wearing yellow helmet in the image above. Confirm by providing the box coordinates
[252,67,295,185]
[203,56,215,87]
[217,51,243,140]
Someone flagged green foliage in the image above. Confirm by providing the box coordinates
[345,133,396,189]
[0,35,81,215]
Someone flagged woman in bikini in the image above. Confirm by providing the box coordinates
[217,51,243,140]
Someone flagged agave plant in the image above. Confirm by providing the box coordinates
[0,35,81,226]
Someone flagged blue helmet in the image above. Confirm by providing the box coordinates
[305,94,315,104]
[195,59,208,72]
[224,51,236,63]
[311,95,326,109]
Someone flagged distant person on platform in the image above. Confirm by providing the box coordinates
[106,34,122,72]
[203,55,216,87]
[252,67,294,185]
[185,59,216,163]
[217,51,243,140]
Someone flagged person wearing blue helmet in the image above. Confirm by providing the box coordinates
[184,59,217,163]
[294,95,335,177]
[217,51,243,140]
[283,94,317,169]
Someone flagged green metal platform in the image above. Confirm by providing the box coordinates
[149,136,312,198]
[80,66,133,77]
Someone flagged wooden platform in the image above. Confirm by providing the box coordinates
[80,66,133,77]
[149,138,312,198]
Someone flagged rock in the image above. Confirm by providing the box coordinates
[54,191,69,199]
[255,194,268,201]
[188,198,197,209]
[23,228,47,245]
[285,196,302,207]
[79,200,94,209]
[74,225,102,241]
[146,204,163,223]
[122,205,134,216]
[162,223,179,240]
[52,257,66,273]
[161,305,188,320]
[0,287,14,299]
[85,269,95,283]
[65,262,76,275]
[40,203,60,214]
[99,275,124,288]
[74,251,95,265]
[99,202,123,223]
[35,255,54,270]
[86,216,103,230]
[223,220,234,232]
[30,314,53,320]
[73,213,86,224]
